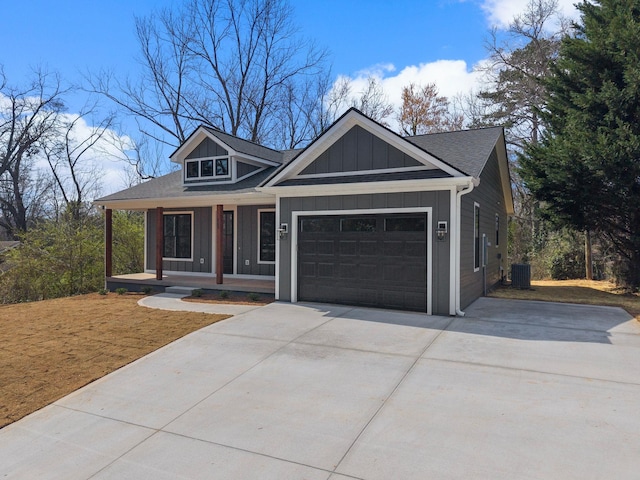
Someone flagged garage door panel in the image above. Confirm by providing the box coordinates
[300,262,316,277]
[339,240,357,256]
[298,213,427,312]
[359,240,378,256]
[317,263,334,278]
[317,240,335,255]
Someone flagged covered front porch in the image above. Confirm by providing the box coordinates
[106,272,275,295]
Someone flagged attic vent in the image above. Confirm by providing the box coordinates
[511,264,531,289]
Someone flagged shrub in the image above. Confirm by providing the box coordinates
[98,288,109,295]
[219,290,230,299]
[141,286,153,295]
[115,287,128,295]
[192,289,203,297]
[247,292,260,302]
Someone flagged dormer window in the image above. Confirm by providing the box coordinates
[185,156,230,180]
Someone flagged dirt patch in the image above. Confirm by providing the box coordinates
[490,279,640,321]
[0,293,229,429]
[182,292,275,306]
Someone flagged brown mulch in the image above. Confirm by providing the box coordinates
[0,293,229,429]
[182,292,275,306]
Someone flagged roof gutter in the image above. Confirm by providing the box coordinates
[454,178,476,316]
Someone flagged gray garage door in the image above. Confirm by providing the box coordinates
[298,213,427,311]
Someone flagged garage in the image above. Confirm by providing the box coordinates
[297,213,428,311]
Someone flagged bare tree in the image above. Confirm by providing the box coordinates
[0,68,65,236]
[350,77,394,125]
[87,0,327,163]
[398,83,464,136]
[43,106,116,220]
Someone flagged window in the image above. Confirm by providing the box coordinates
[385,215,425,232]
[495,214,500,247]
[186,161,199,178]
[340,217,376,232]
[301,217,339,232]
[216,158,229,176]
[185,157,230,180]
[201,159,213,177]
[258,210,276,263]
[163,213,192,259]
[474,203,480,270]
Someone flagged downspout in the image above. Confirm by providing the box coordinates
[455,179,476,316]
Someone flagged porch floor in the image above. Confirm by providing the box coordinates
[108,273,275,295]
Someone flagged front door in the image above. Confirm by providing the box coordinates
[223,211,234,274]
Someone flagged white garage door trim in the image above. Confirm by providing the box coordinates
[291,207,433,315]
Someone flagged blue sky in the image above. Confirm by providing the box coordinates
[2,0,578,96]
[1,0,578,192]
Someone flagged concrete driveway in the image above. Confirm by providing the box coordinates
[2,298,640,479]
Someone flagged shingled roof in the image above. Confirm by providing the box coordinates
[406,126,504,178]
[97,168,276,204]
[97,117,505,207]
[201,126,284,164]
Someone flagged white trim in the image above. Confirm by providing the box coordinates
[98,192,276,211]
[257,208,276,265]
[455,181,475,316]
[473,202,480,273]
[259,177,474,198]
[162,211,194,262]
[449,187,457,316]
[170,128,236,164]
[184,156,231,183]
[264,110,465,187]
[294,165,435,180]
[290,207,432,315]
[236,166,267,183]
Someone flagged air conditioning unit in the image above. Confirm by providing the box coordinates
[511,264,531,289]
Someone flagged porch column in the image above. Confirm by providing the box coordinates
[105,208,113,278]
[216,205,224,284]
[156,207,163,280]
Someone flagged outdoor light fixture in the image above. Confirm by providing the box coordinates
[436,221,448,241]
[277,223,288,239]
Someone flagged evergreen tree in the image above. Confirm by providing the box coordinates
[520,0,640,288]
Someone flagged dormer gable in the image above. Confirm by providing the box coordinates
[170,125,282,186]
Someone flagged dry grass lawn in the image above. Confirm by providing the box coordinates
[490,279,640,321]
[0,293,229,429]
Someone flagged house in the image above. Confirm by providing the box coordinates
[96,108,513,315]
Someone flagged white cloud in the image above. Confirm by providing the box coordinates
[481,0,580,29]
[329,59,486,130]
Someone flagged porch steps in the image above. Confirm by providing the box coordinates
[165,286,199,295]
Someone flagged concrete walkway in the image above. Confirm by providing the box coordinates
[138,292,263,315]
[2,298,640,479]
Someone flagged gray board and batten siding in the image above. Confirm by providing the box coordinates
[185,137,228,159]
[237,205,276,276]
[299,125,424,175]
[459,146,509,309]
[146,207,212,273]
[146,205,276,277]
[277,190,451,316]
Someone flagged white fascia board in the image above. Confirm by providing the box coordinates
[169,127,238,164]
[264,110,465,186]
[496,131,515,215]
[258,177,475,198]
[97,192,276,210]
